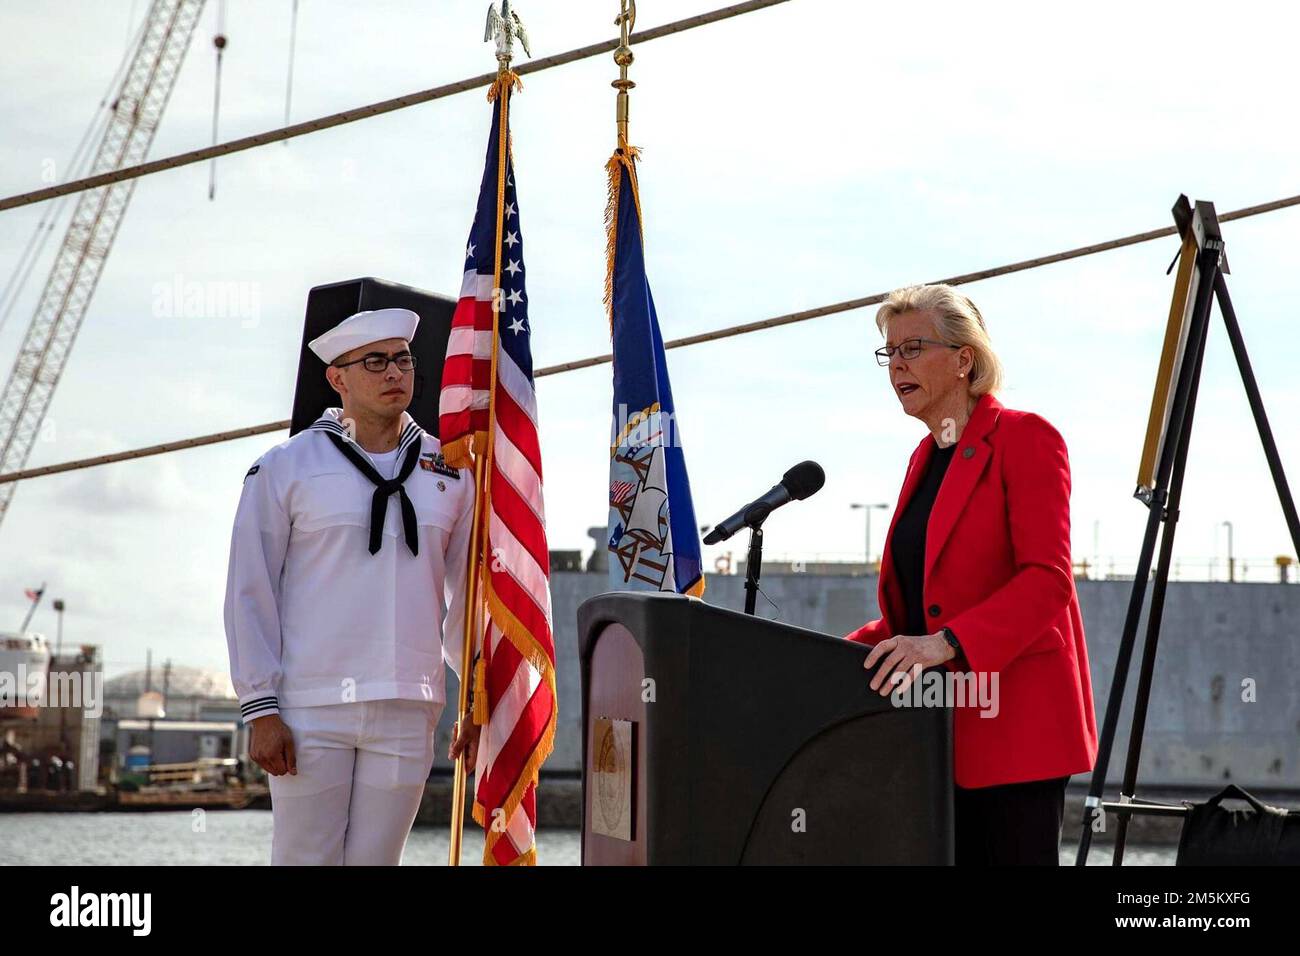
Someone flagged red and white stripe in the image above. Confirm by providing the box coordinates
[473,332,555,866]
[438,270,496,456]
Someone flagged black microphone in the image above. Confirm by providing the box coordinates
[703,460,825,544]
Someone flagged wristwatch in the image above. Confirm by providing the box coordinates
[940,626,963,656]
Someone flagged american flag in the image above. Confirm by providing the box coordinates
[438,73,556,866]
[23,586,43,602]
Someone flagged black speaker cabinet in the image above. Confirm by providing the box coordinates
[290,277,457,436]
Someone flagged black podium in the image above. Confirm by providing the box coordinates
[577,592,954,865]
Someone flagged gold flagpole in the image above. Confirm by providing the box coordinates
[448,454,486,866]
[604,0,640,334]
[613,0,636,148]
[448,0,529,868]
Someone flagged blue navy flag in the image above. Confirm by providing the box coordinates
[605,147,705,596]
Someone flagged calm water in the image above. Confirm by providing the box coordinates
[0,812,1172,865]
[0,812,579,866]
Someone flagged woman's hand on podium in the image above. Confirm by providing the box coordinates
[864,632,957,696]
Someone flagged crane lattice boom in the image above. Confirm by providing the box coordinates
[0,0,206,529]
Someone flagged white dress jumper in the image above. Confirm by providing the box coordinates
[223,409,474,865]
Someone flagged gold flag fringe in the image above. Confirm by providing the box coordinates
[471,578,559,864]
[603,142,644,336]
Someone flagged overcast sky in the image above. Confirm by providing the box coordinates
[2,0,1298,680]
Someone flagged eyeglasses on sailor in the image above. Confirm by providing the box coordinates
[333,351,417,373]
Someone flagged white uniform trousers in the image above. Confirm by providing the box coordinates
[268,698,442,865]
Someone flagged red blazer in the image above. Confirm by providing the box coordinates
[846,392,1098,788]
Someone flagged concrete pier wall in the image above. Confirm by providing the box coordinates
[434,572,1300,792]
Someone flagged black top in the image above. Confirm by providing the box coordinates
[890,438,957,637]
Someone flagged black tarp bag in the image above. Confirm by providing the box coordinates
[1176,784,1300,865]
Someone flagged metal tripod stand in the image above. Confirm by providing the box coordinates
[1074,196,1300,864]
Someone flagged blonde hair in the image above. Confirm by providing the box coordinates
[875,284,1004,396]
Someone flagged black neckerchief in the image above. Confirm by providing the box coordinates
[322,433,423,556]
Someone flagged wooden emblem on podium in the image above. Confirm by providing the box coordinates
[591,717,635,841]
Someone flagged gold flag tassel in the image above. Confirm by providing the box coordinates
[487,68,523,102]
[439,435,473,471]
[472,652,489,726]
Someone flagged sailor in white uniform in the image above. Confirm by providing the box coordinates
[223,307,481,865]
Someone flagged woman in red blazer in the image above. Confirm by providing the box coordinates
[847,283,1098,865]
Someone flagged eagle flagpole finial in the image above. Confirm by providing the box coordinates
[485,0,531,71]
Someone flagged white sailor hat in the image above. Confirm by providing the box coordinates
[307,307,420,364]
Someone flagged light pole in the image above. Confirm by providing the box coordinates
[1092,520,1100,581]
[53,598,66,760]
[1211,521,1218,581]
[1222,520,1235,582]
[850,503,889,575]
[53,598,65,658]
